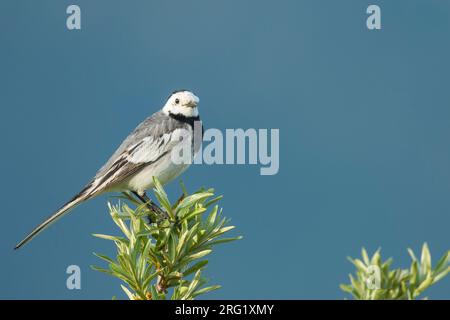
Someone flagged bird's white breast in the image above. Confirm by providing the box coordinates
[126,152,191,194]
[123,126,197,195]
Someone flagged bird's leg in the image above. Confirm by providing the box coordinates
[132,191,168,222]
[132,191,156,223]
[141,192,169,220]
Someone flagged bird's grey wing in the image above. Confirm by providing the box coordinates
[15,111,189,249]
[96,111,167,176]
[90,137,169,193]
[90,112,189,193]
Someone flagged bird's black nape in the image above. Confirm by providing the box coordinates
[172,89,189,94]
[168,89,189,99]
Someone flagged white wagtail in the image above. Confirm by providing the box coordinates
[15,90,202,249]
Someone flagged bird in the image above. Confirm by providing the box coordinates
[15,90,202,250]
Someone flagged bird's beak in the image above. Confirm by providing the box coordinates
[187,94,200,108]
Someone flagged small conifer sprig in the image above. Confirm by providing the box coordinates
[341,243,450,300]
[91,178,241,300]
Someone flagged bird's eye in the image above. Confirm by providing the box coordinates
[175,98,180,104]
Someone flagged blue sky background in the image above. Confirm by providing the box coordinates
[1,0,449,299]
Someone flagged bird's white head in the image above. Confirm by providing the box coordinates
[162,90,200,118]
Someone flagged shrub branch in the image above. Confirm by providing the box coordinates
[341,243,450,300]
[92,178,242,300]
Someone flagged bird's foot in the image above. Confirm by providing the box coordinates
[132,191,168,223]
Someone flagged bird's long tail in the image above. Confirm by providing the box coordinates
[14,183,96,250]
